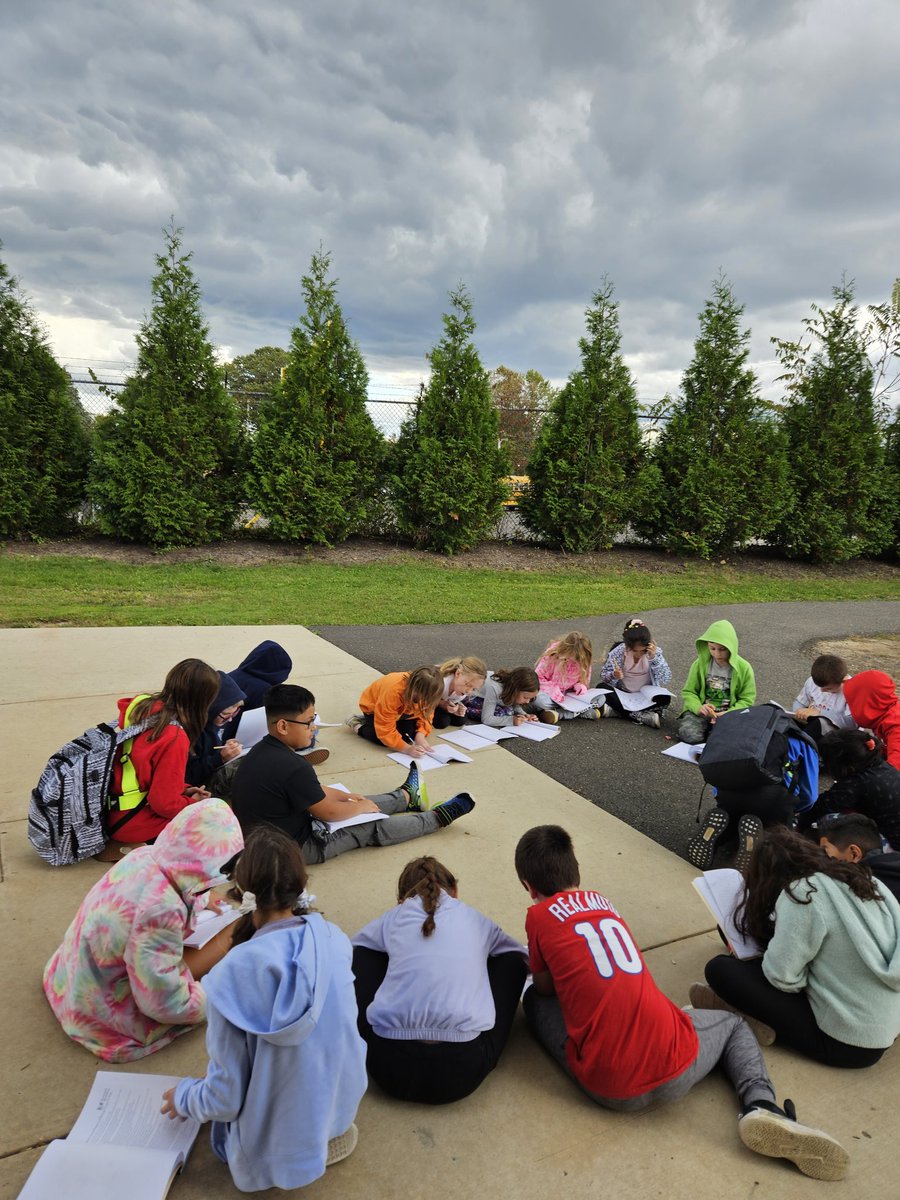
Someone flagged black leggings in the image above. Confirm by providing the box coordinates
[704,954,887,1068]
[352,947,527,1104]
[432,707,465,729]
[357,713,419,746]
[713,784,796,828]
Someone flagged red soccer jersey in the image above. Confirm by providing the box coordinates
[526,889,698,1099]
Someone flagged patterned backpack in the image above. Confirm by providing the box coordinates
[28,717,153,866]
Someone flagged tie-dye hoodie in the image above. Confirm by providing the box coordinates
[43,799,243,1063]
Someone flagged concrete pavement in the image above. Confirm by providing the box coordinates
[1,620,897,1199]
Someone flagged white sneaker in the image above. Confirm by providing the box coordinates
[326,1123,359,1167]
[635,710,661,729]
[738,1100,848,1181]
[343,714,364,729]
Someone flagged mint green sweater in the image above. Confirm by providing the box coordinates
[763,874,900,1048]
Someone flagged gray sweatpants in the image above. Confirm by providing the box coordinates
[301,787,442,865]
[523,988,775,1112]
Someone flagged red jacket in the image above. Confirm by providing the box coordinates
[109,698,194,843]
[845,671,900,772]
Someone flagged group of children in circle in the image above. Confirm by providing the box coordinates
[37,622,900,1190]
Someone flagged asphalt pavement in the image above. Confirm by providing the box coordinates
[313,600,900,859]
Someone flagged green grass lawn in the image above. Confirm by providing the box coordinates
[2,554,899,626]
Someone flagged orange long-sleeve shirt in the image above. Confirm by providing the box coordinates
[359,672,434,750]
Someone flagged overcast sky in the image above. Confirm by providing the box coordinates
[2,0,898,403]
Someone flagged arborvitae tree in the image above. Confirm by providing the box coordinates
[391,285,508,554]
[248,250,383,544]
[90,222,243,547]
[519,280,656,551]
[771,280,896,561]
[638,275,789,557]
[0,250,90,538]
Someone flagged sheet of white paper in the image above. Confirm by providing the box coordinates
[558,687,611,713]
[319,783,391,830]
[611,686,674,713]
[68,1072,199,1154]
[327,811,390,831]
[234,705,269,756]
[437,728,501,751]
[17,1141,184,1200]
[387,751,447,771]
[463,724,518,743]
[183,906,241,949]
[662,741,705,764]
[692,869,763,960]
[505,722,560,741]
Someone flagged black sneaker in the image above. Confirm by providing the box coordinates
[433,792,475,827]
[738,1099,849,1181]
[734,813,764,875]
[686,807,730,871]
[402,762,429,812]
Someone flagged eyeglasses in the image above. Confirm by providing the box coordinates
[283,717,317,729]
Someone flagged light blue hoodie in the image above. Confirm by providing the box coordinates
[174,913,367,1192]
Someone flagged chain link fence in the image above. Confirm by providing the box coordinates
[69,371,667,448]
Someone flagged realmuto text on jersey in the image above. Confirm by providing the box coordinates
[547,891,621,922]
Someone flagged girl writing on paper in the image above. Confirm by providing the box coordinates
[162,826,367,1191]
[352,855,528,1103]
[598,618,672,729]
[535,632,604,721]
[44,799,243,1062]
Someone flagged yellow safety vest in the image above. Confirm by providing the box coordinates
[110,694,152,813]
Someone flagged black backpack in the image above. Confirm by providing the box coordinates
[698,703,818,797]
[28,719,152,866]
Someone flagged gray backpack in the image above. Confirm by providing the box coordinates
[28,719,152,866]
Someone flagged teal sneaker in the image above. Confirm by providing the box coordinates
[402,762,429,812]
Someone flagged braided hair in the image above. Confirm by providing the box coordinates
[397,856,458,937]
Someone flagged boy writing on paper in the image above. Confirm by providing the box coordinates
[678,619,756,745]
[231,685,473,863]
[513,824,848,1181]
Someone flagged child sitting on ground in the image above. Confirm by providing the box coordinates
[232,684,474,864]
[349,666,444,757]
[351,855,527,1104]
[44,799,243,1062]
[101,658,219,855]
[463,666,557,726]
[844,670,900,771]
[513,824,848,1180]
[818,813,900,905]
[433,656,488,728]
[696,826,900,1072]
[792,654,854,745]
[799,728,900,849]
[535,632,603,721]
[678,619,756,745]
[598,618,672,729]
[162,826,367,1192]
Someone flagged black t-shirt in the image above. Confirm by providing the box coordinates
[231,734,325,844]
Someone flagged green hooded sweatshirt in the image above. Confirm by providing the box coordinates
[680,618,756,714]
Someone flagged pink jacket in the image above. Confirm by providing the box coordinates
[535,651,588,705]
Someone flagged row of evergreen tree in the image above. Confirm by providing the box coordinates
[2,225,899,561]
